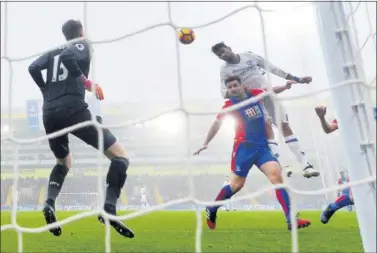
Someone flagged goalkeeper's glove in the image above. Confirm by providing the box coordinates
[81,76,104,100]
[94,85,104,100]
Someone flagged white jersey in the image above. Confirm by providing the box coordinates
[220,51,289,98]
[140,187,146,196]
[140,187,147,203]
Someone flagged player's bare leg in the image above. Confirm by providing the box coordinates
[260,161,311,230]
[281,122,319,178]
[98,141,134,238]
[43,154,72,236]
[206,173,244,230]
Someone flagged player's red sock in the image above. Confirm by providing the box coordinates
[275,188,291,222]
[208,185,234,212]
[330,194,353,210]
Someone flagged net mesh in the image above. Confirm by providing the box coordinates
[1,2,376,253]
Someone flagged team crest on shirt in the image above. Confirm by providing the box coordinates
[244,105,262,119]
[246,60,254,66]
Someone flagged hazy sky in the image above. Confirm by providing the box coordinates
[1,1,376,109]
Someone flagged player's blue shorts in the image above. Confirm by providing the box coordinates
[341,188,351,196]
[231,141,279,178]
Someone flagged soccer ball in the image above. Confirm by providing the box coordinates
[178,28,195,45]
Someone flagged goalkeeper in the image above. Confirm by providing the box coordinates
[212,42,319,179]
[194,75,311,231]
[28,19,134,239]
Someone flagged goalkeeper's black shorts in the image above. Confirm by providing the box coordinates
[43,107,116,159]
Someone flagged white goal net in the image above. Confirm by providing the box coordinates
[1,2,376,253]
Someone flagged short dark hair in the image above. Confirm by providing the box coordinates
[225,75,241,85]
[211,42,227,54]
[62,19,83,41]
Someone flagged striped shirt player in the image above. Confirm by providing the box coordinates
[194,75,311,232]
[211,42,319,178]
[337,171,352,210]
[223,177,235,211]
[315,105,355,224]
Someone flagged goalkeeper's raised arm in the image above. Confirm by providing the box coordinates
[213,42,312,98]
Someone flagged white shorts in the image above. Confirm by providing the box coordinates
[244,75,288,124]
[141,195,147,203]
[263,97,289,124]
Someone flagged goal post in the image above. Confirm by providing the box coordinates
[315,2,376,252]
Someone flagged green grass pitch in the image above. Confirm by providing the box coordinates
[1,210,362,252]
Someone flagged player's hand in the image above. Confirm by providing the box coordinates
[193,144,208,155]
[299,76,312,84]
[95,85,104,100]
[285,80,296,90]
[315,106,327,117]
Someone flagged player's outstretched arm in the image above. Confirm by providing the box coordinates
[315,106,338,134]
[28,54,49,87]
[271,80,296,94]
[193,119,223,155]
[247,51,312,84]
[194,102,230,155]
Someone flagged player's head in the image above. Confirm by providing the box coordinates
[225,75,244,97]
[211,42,235,62]
[62,19,84,41]
[340,170,346,177]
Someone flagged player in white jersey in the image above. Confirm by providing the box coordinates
[212,42,319,179]
[140,186,149,209]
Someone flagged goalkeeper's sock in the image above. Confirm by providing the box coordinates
[208,184,234,213]
[105,157,129,208]
[284,135,308,168]
[275,188,291,222]
[46,164,69,207]
[330,195,354,211]
[268,139,280,158]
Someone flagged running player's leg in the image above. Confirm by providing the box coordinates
[321,192,354,224]
[42,113,71,237]
[265,98,319,178]
[69,109,134,238]
[206,142,253,229]
[280,112,318,178]
[255,147,311,230]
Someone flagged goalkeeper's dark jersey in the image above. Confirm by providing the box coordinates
[28,39,92,111]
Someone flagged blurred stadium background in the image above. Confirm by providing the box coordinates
[1,0,375,215]
[1,95,355,212]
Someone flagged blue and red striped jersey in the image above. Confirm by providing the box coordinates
[217,88,268,145]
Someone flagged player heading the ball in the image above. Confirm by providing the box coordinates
[194,75,311,231]
[28,19,134,239]
[212,42,319,179]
